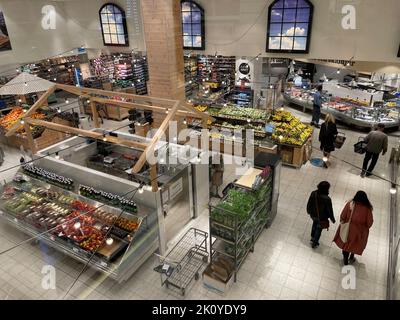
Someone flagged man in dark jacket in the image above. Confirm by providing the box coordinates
[307,181,336,248]
[361,123,388,177]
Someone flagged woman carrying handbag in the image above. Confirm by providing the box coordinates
[333,191,374,265]
[307,181,336,248]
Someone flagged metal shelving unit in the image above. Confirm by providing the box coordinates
[208,167,274,282]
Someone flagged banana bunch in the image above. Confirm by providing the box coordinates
[271,110,312,145]
[195,105,208,112]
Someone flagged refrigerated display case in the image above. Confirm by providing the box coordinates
[284,86,400,128]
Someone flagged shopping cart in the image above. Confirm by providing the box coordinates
[154,228,209,296]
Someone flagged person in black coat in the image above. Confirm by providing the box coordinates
[319,113,338,168]
[307,181,336,248]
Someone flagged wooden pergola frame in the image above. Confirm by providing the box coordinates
[6,84,211,192]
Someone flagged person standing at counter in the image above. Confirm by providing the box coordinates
[361,123,388,178]
[311,85,323,128]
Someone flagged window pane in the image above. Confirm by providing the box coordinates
[183,35,192,47]
[118,34,126,44]
[191,3,201,12]
[193,36,202,48]
[192,24,202,35]
[268,37,281,49]
[272,0,284,9]
[284,0,298,8]
[297,8,310,22]
[192,11,201,23]
[295,23,308,36]
[102,24,110,33]
[297,0,310,8]
[106,5,114,13]
[104,34,111,44]
[111,34,119,44]
[107,14,116,23]
[100,14,108,23]
[281,37,294,49]
[183,23,192,35]
[182,2,191,11]
[116,24,124,34]
[109,24,117,33]
[269,23,282,36]
[271,9,283,22]
[113,6,121,14]
[282,23,295,36]
[115,14,123,24]
[182,11,192,23]
[283,9,296,22]
[294,37,307,50]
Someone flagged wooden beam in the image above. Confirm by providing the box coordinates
[132,101,180,173]
[90,99,100,128]
[89,96,208,119]
[24,118,148,150]
[6,85,56,137]
[23,122,37,154]
[150,165,158,192]
[56,84,177,107]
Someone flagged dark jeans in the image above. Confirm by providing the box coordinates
[343,251,355,264]
[311,218,322,245]
[311,105,321,125]
[362,151,379,174]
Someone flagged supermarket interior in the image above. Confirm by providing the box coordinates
[0,0,400,301]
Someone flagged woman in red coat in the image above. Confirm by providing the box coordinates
[333,191,374,265]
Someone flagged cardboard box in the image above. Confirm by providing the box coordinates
[202,264,234,295]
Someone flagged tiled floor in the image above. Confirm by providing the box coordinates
[0,104,394,300]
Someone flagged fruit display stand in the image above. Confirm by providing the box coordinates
[277,135,313,168]
[270,110,314,168]
[0,114,74,152]
[207,166,273,286]
[0,166,159,283]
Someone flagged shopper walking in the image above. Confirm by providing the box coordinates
[311,85,323,128]
[361,123,388,177]
[333,191,373,265]
[306,181,336,248]
[319,113,338,168]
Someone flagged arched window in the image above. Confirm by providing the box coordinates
[266,0,313,53]
[181,1,205,50]
[99,3,129,46]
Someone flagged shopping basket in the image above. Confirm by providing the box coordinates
[334,132,346,149]
[354,137,367,154]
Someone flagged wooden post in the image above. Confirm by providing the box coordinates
[150,165,158,192]
[90,100,100,128]
[23,122,36,154]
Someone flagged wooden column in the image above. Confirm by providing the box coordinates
[150,165,159,192]
[90,100,100,128]
[141,0,185,101]
[23,122,36,154]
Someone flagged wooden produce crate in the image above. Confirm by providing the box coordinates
[0,117,73,152]
[278,134,313,169]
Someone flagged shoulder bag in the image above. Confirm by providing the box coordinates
[339,202,355,243]
[315,193,330,230]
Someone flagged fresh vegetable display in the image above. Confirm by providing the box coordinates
[214,106,269,121]
[271,110,313,146]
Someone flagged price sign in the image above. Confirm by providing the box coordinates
[72,247,79,253]
[100,261,108,268]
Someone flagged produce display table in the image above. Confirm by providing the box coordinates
[0,116,74,152]
[278,134,313,168]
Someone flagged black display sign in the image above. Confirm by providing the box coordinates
[239,63,250,75]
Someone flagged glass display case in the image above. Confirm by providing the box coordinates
[284,86,400,128]
[0,165,159,283]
